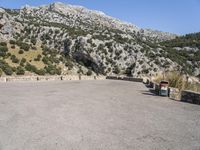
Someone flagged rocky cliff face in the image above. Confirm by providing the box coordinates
[0,2,198,77]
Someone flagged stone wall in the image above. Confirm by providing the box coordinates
[106,76,143,82]
[169,87,180,100]
[147,80,200,104]
[181,90,200,105]
[0,77,6,82]
[0,75,106,83]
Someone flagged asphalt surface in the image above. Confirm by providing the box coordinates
[0,80,200,150]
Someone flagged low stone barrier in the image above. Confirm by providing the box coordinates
[123,77,143,82]
[106,76,118,80]
[147,80,200,104]
[6,76,38,82]
[0,75,106,83]
[181,90,200,105]
[0,77,6,82]
[168,87,180,100]
[106,76,143,82]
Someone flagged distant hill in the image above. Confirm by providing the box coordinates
[160,32,200,75]
[161,32,200,48]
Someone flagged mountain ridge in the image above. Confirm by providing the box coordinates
[0,2,199,77]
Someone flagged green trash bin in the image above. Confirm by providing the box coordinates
[159,81,169,96]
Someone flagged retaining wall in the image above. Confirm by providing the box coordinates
[0,77,6,82]
[181,90,200,105]
[168,87,180,100]
[106,76,143,82]
[147,80,200,104]
[0,75,106,83]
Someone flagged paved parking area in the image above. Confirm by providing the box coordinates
[0,80,200,150]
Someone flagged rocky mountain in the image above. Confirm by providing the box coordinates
[0,2,199,77]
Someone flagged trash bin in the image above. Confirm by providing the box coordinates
[159,80,169,96]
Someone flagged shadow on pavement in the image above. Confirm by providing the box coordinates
[140,88,159,97]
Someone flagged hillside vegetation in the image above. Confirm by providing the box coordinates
[160,32,200,75]
[0,41,93,76]
[0,3,199,77]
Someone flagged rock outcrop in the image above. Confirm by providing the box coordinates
[0,2,198,77]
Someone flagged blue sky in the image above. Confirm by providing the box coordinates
[0,0,200,35]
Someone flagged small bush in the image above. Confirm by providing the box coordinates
[4,67,13,75]
[20,58,26,66]
[21,58,26,64]
[65,61,73,70]
[86,69,92,76]
[0,42,7,47]
[34,54,42,61]
[31,37,37,45]
[0,68,2,77]
[11,45,15,49]
[35,69,46,75]
[25,63,37,72]
[20,43,30,51]
[45,65,61,75]
[9,40,16,45]
[18,49,24,54]
[0,45,8,57]
[42,56,49,64]
[113,65,120,74]
[0,60,12,75]
[16,66,25,75]
[11,55,19,63]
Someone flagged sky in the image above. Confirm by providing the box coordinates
[0,0,200,35]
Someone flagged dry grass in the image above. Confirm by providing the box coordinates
[6,44,45,69]
[153,71,200,93]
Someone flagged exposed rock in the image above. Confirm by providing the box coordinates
[0,2,198,77]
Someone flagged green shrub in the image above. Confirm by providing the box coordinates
[4,67,13,75]
[20,58,26,66]
[32,46,37,50]
[35,69,46,75]
[12,67,16,72]
[113,65,120,74]
[142,69,150,74]
[7,53,11,57]
[77,68,83,74]
[125,63,135,76]
[20,43,30,51]
[18,49,24,54]
[86,69,92,76]
[25,63,37,72]
[65,61,73,70]
[0,45,8,57]
[0,68,2,77]
[56,67,62,75]
[11,45,15,49]
[9,40,16,45]
[11,55,19,63]
[34,54,42,61]
[0,42,7,47]
[16,66,25,75]
[45,65,61,75]
[42,56,49,64]
[31,37,37,45]
[21,58,26,64]
[0,60,13,76]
